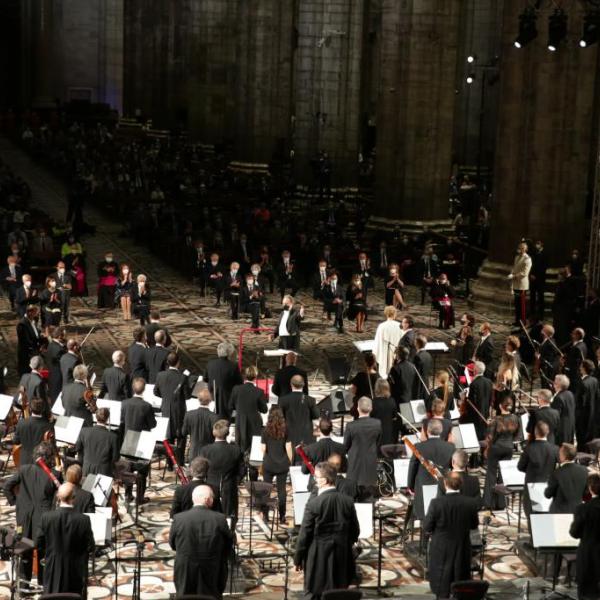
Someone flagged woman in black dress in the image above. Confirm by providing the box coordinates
[116,263,133,321]
[384,263,407,309]
[261,405,293,523]
[347,275,368,332]
[482,395,521,509]
[350,353,379,417]
[132,273,151,325]
[371,379,398,446]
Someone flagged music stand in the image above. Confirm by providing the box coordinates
[95,399,121,429]
[82,473,113,507]
[54,415,84,446]
[120,430,155,461]
[85,508,112,545]
[142,384,161,410]
[249,436,263,465]
[51,393,65,416]
[151,416,169,441]
[356,503,374,539]
[499,459,525,532]
[293,491,311,525]
[393,458,410,490]
[451,423,480,454]
[399,400,427,426]
[0,394,12,421]
[290,466,310,493]
[528,482,552,513]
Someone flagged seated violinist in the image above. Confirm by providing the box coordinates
[430,272,455,329]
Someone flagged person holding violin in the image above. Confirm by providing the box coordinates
[472,322,494,377]
[384,263,407,309]
[538,324,561,389]
[62,364,94,428]
[575,359,598,451]
[39,276,63,328]
[482,395,521,510]
[64,464,95,514]
[413,335,433,399]
[430,272,455,329]
[350,353,379,416]
[526,389,560,445]
[45,326,66,401]
[461,361,492,441]
[16,355,49,413]
[495,352,520,394]
[371,379,399,446]
[565,327,588,394]
[115,263,134,320]
[13,397,54,466]
[60,338,82,389]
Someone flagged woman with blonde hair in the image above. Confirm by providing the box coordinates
[427,370,452,415]
[132,273,151,325]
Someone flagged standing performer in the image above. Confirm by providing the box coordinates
[271,295,305,351]
[423,472,479,600]
[323,272,345,333]
[373,306,402,378]
[278,375,319,455]
[75,407,119,476]
[99,350,131,400]
[46,326,66,401]
[17,305,42,376]
[508,241,532,327]
[97,252,119,309]
[182,389,219,460]
[205,341,243,420]
[169,485,233,600]
[294,462,360,600]
[231,366,268,455]
[13,397,53,466]
[551,374,576,446]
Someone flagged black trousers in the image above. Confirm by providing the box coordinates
[513,290,527,324]
[279,335,300,352]
[325,301,344,327]
[529,280,545,317]
[482,443,513,509]
[263,469,288,518]
[124,461,149,500]
[242,300,261,328]
[61,292,71,322]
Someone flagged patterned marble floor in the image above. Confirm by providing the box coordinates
[0,139,574,599]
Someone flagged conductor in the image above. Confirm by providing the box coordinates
[271,294,304,351]
[169,485,233,599]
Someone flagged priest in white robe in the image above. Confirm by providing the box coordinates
[374,306,402,378]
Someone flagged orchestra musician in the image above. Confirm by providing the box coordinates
[300,417,346,474]
[389,346,416,406]
[575,359,598,451]
[39,276,63,327]
[413,335,433,399]
[182,389,219,461]
[62,364,94,428]
[400,315,417,358]
[566,327,588,393]
[45,326,66,401]
[145,329,170,384]
[17,305,43,376]
[538,324,561,389]
[170,457,219,517]
[65,464,95,514]
[551,374,576,446]
[75,407,119,477]
[430,272,455,329]
[145,310,171,348]
[450,449,481,504]
[472,322,494,378]
[100,350,131,401]
[205,341,243,420]
[128,327,148,381]
[461,361,492,440]
[450,313,475,366]
[59,338,81,389]
[526,389,560,446]
[16,355,49,411]
[13,397,54,465]
[272,351,308,397]
[231,366,268,455]
[384,263,407,309]
[421,398,454,443]
[544,443,588,514]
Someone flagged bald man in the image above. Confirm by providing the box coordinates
[99,350,131,400]
[169,484,233,599]
[37,483,95,595]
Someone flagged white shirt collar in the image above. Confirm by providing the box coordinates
[318,485,336,496]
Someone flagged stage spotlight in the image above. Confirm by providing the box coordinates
[467,54,476,63]
[466,74,475,84]
[514,7,537,48]
[548,9,567,51]
[580,13,600,48]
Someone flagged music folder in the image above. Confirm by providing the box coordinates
[451,423,480,453]
[94,399,121,428]
[151,416,169,441]
[249,436,263,463]
[54,415,84,445]
[263,349,290,357]
[0,394,13,420]
[353,339,375,353]
[393,458,411,489]
[51,393,65,416]
[530,513,579,548]
[399,400,427,425]
[424,342,449,353]
[403,434,420,458]
[499,459,525,488]
[290,466,310,493]
[82,474,113,507]
[293,491,311,525]
[120,430,155,461]
[85,507,112,545]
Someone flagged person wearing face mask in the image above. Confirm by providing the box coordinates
[39,276,63,327]
[223,261,242,320]
[240,273,263,329]
[0,256,23,312]
[384,263,407,309]
[15,274,39,318]
[115,263,134,320]
[132,274,152,325]
[270,295,305,351]
[312,259,329,303]
[50,261,72,324]
[17,306,44,376]
[323,271,345,333]
[204,252,225,306]
[430,273,455,329]
[529,239,547,318]
[347,274,367,333]
[97,252,119,309]
[258,247,275,293]
[276,251,299,301]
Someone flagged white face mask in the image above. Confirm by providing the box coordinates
[211,261,218,266]
[251,270,260,276]
[331,279,338,285]
[58,269,65,275]
[24,281,31,288]
[105,257,113,262]
[123,269,129,274]
[49,283,56,289]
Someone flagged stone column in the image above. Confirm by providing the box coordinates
[372,0,461,230]
[292,0,366,187]
[472,1,599,312]
[26,0,56,107]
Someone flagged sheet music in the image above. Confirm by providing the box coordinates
[452,423,479,452]
[424,342,449,353]
[54,415,84,445]
[0,394,13,420]
[142,384,161,409]
[249,436,263,462]
[263,349,290,357]
[151,416,169,441]
[423,484,440,516]
[353,339,375,353]
[528,482,552,513]
[530,513,578,548]
[82,474,113,507]
[186,397,200,411]
[499,459,525,487]
[85,508,112,545]
[290,466,310,493]
[403,434,419,457]
[394,458,411,488]
[52,393,65,416]
[293,491,311,525]
[448,399,460,421]
[520,413,529,440]
[95,399,121,427]
[355,503,374,539]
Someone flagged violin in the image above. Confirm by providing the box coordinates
[84,372,98,414]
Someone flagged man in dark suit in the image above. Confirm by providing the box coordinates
[200,420,244,522]
[75,407,119,476]
[120,378,157,503]
[417,244,440,304]
[169,485,233,599]
[37,483,95,596]
[544,443,588,513]
[99,350,131,400]
[565,327,587,394]
[539,324,561,389]
[302,418,346,474]
[551,374,576,445]
[311,259,329,301]
[65,464,96,514]
[13,397,53,466]
[344,397,382,500]
[294,461,360,599]
[451,449,481,505]
[408,420,455,520]
[275,250,300,300]
[1,255,22,310]
[271,295,305,351]
[155,352,191,466]
[473,322,494,378]
[356,251,374,300]
[15,274,39,318]
[16,355,48,407]
[145,329,170,384]
[127,327,148,381]
[576,359,598,451]
[526,389,560,446]
[145,310,171,348]
[239,272,264,328]
[322,272,345,332]
[63,364,93,427]
[272,351,308,397]
[388,346,416,405]
[205,253,226,306]
[17,306,43,375]
[3,442,60,582]
[518,421,559,515]
[170,457,219,516]
[570,473,600,600]
[400,315,416,358]
[278,375,320,457]
[231,366,268,454]
[182,389,219,460]
[413,335,433,398]
[45,327,66,401]
[222,261,243,319]
[59,339,81,390]
[51,261,72,323]
[205,341,243,419]
[463,361,493,440]
[423,472,479,600]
